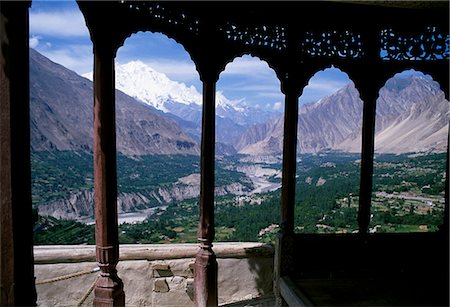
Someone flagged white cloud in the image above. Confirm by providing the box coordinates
[143,59,199,83]
[221,56,276,79]
[30,10,89,38]
[237,84,281,92]
[273,101,282,111]
[256,92,284,100]
[29,35,41,48]
[219,81,281,96]
[37,44,92,75]
[305,79,348,93]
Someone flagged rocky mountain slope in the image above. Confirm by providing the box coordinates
[37,179,249,220]
[237,76,449,155]
[30,48,199,156]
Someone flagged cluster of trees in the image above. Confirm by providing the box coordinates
[119,218,177,243]
[31,151,94,204]
[373,153,446,195]
[370,210,444,232]
[117,154,200,192]
[216,194,280,241]
[32,151,250,202]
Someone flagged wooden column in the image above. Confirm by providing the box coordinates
[93,42,124,306]
[280,79,301,235]
[357,88,378,234]
[356,26,383,235]
[194,76,218,307]
[0,2,37,306]
[274,78,302,307]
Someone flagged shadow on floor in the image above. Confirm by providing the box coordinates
[220,295,276,307]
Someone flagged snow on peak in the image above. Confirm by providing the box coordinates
[83,60,248,114]
[115,61,203,111]
[216,91,246,110]
[84,60,202,112]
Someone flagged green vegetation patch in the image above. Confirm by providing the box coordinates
[33,152,447,245]
[31,151,94,204]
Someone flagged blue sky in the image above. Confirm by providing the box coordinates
[29,0,362,109]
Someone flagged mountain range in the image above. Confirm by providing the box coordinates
[236,76,449,155]
[31,48,448,157]
[83,60,279,146]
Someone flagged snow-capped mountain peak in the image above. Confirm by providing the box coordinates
[83,60,281,133]
[116,60,204,111]
[83,60,261,116]
[83,60,256,115]
[83,60,203,112]
[216,91,246,109]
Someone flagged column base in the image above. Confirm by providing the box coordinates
[194,246,218,307]
[94,276,125,307]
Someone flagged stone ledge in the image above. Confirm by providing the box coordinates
[34,242,274,264]
[35,250,275,306]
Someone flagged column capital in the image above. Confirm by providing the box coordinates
[93,40,117,60]
[348,65,386,104]
[193,46,223,84]
[280,73,307,97]
[198,65,220,84]
[354,82,382,104]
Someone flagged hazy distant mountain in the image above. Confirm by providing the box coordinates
[236,116,284,155]
[338,76,449,153]
[30,48,199,156]
[237,76,449,155]
[84,60,280,146]
[237,83,363,155]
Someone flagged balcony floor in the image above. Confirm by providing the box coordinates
[221,295,276,307]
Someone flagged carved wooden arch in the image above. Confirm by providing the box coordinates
[114,29,201,82]
[217,51,284,91]
[376,63,450,101]
[76,1,450,97]
[302,62,357,87]
[76,1,201,61]
[213,27,367,94]
[195,20,285,82]
[292,60,377,102]
[374,21,449,98]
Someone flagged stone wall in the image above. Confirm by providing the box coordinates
[34,243,274,306]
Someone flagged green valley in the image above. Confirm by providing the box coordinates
[33,152,446,245]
